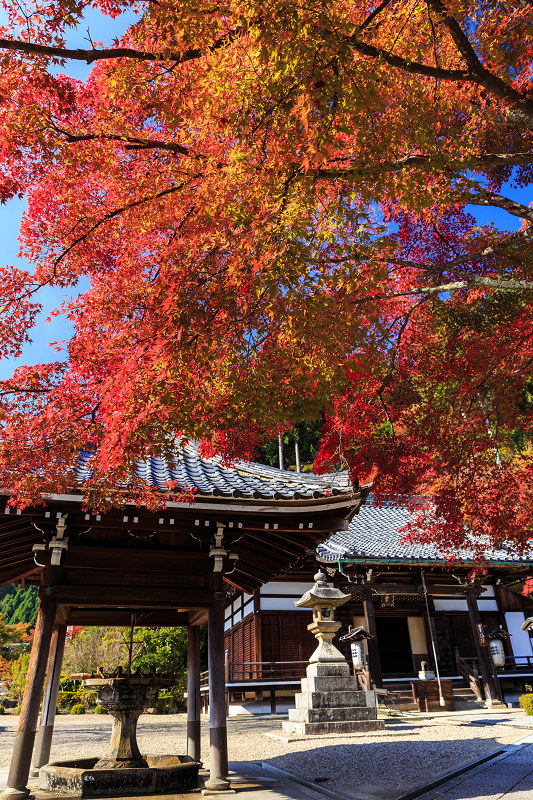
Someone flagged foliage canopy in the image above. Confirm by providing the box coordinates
[0,1,533,553]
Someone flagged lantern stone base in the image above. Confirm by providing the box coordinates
[282,662,384,736]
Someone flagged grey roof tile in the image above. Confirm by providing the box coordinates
[318,495,533,565]
[76,441,353,502]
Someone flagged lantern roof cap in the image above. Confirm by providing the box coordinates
[294,570,351,608]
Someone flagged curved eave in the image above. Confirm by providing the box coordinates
[319,554,533,569]
[40,488,369,516]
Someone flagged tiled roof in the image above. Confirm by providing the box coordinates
[76,442,353,502]
[318,495,533,565]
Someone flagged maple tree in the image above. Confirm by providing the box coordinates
[0,1,532,554]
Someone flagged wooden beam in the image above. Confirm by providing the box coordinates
[66,608,191,626]
[363,583,485,597]
[187,609,209,625]
[60,546,209,573]
[43,586,212,608]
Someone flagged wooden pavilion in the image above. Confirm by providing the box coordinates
[0,443,366,797]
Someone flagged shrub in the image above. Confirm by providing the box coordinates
[15,705,21,715]
[57,691,80,710]
[70,704,85,715]
[0,704,4,714]
[519,694,533,715]
[94,705,108,715]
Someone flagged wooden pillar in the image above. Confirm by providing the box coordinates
[204,577,231,793]
[30,624,67,776]
[2,596,56,800]
[269,688,277,715]
[465,588,501,706]
[187,625,201,762]
[362,586,383,689]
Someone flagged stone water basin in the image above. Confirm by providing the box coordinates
[39,754,200,797]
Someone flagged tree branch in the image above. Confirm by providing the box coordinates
[55,128,193,156]
[50,179,195,275]
[341,2,533,124]
[0,26,243,65]
[312,151,533,181]
[427,0,533,117]
[345,34,469,82]
[360,275,533,304]
[467,192,533,223]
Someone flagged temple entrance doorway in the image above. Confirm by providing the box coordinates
[376,617,413,674]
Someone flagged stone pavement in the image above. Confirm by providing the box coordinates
[413,733,533,800]
[1,724,532,800]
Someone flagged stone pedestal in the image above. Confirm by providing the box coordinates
[82,677,159,769]
[282,661,384,736]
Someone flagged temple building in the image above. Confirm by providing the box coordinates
[2,443,533,798]
[223,495,533,709]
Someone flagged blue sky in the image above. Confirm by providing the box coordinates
[0,5,137,379]
[0,6,530,379]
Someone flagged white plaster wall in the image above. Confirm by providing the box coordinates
[505,611,533,657]
[482,585,495,597]
[260,581,313,595]
[243,600,254,616]
[408,617,428,654]
[433,598,498,612]
[260,597,309,611]
[477,599,499,611]
[434,599,468,612]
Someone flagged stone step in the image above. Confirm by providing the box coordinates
[288,705,377,723]
[282,719,385,736]
[301,676,357,693]
[295,691,369,709]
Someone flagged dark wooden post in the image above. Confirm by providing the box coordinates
[30,623,67,776]
[187,625,201,762]
[204,576,231,793]
[2,596,56,800]
[362,586,383,689]
[465,588,501,706]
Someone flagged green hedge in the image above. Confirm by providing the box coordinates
[94,705,108,715]
[70,704,86,715]
[57,690,97,710]
[519,694,533,715]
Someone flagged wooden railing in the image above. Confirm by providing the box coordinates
[200,660,308,687]
[199,654,533,691]
[227,660,308,682]
[455,650,483,701]
[459,654,533,674]
[496,655,533,672]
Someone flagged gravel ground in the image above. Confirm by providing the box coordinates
[0,712,530,800]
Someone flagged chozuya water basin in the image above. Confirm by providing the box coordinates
[39,673,201,797]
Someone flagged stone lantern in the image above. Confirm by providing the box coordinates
[282,571,384,735]
[295,571,351,663]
